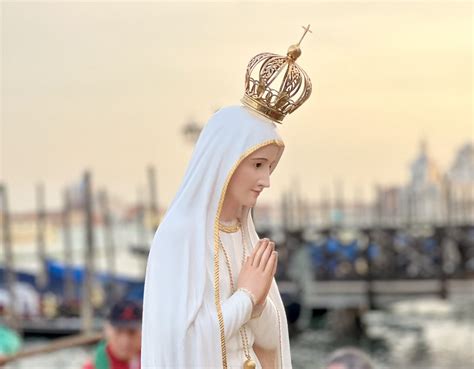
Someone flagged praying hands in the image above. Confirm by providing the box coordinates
[237,239,278,309]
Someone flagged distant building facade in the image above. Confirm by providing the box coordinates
[254,140,474,229]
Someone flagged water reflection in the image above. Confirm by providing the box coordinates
[291,298,474,369]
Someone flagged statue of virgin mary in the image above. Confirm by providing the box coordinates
[141,26,313,369]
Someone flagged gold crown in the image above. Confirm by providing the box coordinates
[241,25,313,124]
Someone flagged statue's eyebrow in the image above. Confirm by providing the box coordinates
[250,157,268,161]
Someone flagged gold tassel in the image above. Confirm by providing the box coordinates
[243,359,257,369]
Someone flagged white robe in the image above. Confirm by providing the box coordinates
[218,226,280,368]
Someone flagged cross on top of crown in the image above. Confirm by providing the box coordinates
[297,24,312,46]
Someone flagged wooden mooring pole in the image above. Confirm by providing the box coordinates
[62,188,75,304]
[36,182,48,292]
[0,184,20,332]
[81,171,95,334]
[98,189,118,304]
[147,165,159,232]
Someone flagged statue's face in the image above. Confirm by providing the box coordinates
[226,143,281,208]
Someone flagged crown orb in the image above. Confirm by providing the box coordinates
[287,44,301,61]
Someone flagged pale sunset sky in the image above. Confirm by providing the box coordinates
[1,0,472,212]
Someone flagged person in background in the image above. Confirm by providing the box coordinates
[82,300,142,369]
[324,347,374,369]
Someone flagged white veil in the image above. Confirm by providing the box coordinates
[141,105,292,368]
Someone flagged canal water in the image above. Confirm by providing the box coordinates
[5,296,473,369]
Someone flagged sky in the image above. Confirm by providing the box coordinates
[1,0,472,212]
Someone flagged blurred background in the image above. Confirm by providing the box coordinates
[0,1,472,368]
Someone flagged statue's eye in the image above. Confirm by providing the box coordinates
[255,163,262,168]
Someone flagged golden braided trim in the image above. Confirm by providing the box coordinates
[214,219,227,368]
[218,221,241,233]
[214,139,284,369]
[269,297,284,368]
